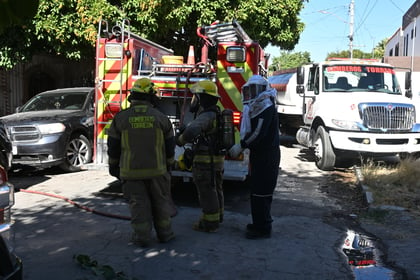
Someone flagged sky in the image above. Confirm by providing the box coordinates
[265,0,416,62]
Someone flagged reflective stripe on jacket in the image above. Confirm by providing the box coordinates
[107,101,175,180]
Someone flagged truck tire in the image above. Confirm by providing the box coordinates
[313,126,336,171]
[59,134,92,172]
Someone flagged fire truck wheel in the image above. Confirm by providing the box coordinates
[313,126,336,171]
[59,134,92,172]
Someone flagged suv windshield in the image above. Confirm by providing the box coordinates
[323,64,402,94]
[20,91,89,112]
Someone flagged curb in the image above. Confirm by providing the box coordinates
[353,166,407,211]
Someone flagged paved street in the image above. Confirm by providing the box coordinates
[9,144,420,279]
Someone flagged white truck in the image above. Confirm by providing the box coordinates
[269,58,420,170]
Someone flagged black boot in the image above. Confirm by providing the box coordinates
[245,224,271,239]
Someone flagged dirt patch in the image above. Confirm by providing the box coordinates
[321,168,369,215]
[360,159,420,215]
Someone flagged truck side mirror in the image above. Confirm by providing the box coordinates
[296,67,304,85]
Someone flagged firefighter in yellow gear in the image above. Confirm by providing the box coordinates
[176,80,224,232]
[107,77,176,247]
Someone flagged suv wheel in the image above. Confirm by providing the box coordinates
[59,134,92,172]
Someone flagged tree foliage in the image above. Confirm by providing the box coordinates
[326,39,387,60]
[0,0,307,69]
[0,0,39,32]
[326,49,371,60]
[373,38,387,58]
[270,51,311,71]
[0,0,40,67]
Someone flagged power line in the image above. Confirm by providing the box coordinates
[355,0,378,34]
[388,0,408,13]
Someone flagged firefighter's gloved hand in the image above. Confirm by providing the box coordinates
[177,124,186,134]
[175,134,184,147]
[166,157,175,172]
[229,144,243,158]
[109,164,120,180]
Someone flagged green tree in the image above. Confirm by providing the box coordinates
[0,0,307,69]
[0,0,39,32]
[326,46,386,60]
[373,38,387,58]
[269,51,311,71]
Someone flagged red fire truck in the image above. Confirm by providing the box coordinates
[94,19,269,181]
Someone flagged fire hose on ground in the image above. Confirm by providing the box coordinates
[18,188,178,219]
[19,188,132,220]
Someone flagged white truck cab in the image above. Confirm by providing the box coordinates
[271,58,420,170]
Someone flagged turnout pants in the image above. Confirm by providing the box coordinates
[122,172,174,242]
[192,161,224,227]
[249,146,280,232]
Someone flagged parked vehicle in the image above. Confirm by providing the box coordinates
[269,58,420,170]
[0,87,95,172]
[0,122,12,171]
[0,165,22,279]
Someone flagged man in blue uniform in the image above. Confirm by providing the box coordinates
[229,75,280,239]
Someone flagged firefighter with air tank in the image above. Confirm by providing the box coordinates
[176,80,226,233]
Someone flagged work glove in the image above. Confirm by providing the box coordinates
[177,124,186,134]
[176,133,185,147]
[166,157,175,172]
[228,143,243,158]
[175,124,186,146]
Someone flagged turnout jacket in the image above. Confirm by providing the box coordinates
[177,105,224,164]
[107,100,175,180]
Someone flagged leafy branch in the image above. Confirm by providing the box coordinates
[74,254,136,280]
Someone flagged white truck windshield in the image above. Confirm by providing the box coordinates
[323,65,402,94]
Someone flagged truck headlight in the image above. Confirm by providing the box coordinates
[38,123,66,134]
[331,119,361,130]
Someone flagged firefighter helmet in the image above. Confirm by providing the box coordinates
[190,80,220,98]
[131,78,156,94]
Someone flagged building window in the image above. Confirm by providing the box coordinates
[395,43,399,56]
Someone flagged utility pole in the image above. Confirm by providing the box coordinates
[349,0,354,58]
[411,17,416,72]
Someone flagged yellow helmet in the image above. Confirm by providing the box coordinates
[190,80,220,98]
[131,78,156,94]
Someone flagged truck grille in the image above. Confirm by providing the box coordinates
[9,125,41,142]
[359,103,415,132]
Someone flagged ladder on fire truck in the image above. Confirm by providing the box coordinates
[94,19,131,163]
[95,19,130,108]
[201,20,267,76]
[203,20,252,45]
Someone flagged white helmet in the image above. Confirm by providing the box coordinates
[242,75,268,103]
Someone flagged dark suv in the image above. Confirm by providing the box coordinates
[0,87,95,172]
